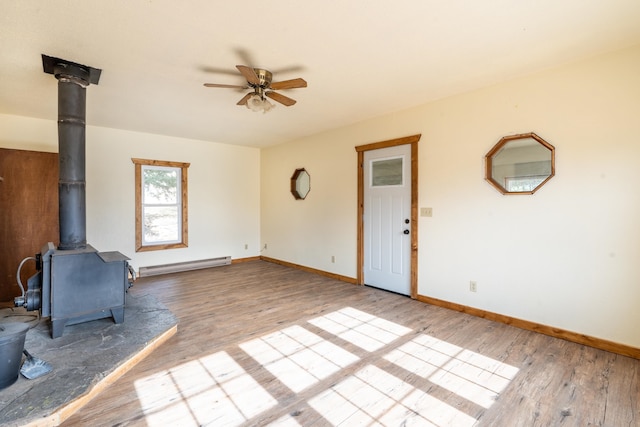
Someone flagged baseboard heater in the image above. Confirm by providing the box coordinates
[138,256,231,277]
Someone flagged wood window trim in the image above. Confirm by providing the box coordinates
[132,158,190,252]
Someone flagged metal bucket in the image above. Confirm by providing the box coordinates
[0,323,29,389]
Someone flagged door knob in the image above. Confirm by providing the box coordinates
[403,229,410,235]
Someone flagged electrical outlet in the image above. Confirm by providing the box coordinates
[263,243,267,250]
[331,255,335,263]
[470,281,477,292]
[244,243,248,250]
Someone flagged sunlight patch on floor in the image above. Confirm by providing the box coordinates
[384,334,519,409]
[267,414,304,426]
[308,306,412,351]
[308,364,477,426]
[240,324,360,392]
[132,307,519,426]
[133,351,277,426]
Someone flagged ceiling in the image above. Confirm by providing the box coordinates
[2,1,640,148]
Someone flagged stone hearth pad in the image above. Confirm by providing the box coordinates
[0,292,177,426]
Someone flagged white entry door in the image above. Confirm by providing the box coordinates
[363,144,411,295]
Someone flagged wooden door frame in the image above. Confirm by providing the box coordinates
[355,134,421,298]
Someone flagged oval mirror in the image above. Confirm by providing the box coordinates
[290,168,311,200]
[485,132,555,195]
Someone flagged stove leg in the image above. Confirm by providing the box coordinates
[111,307,124,324]
[51,318,67,339]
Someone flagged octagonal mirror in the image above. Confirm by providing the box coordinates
[291,168,311,200]
[485,132,555,195]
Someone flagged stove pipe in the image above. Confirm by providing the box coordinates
[42,55,101,250]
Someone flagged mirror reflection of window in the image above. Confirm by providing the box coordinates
[485,133,555,195]
[505,175,548,192]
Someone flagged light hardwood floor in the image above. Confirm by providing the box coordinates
[62,260,639,426]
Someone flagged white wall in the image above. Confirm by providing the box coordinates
[0,115,261,271]
[261,45,640,348]
[261,131,358,275]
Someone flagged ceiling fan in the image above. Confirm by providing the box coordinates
[204,65,307,112]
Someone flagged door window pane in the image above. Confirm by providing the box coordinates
[371,157,403,186]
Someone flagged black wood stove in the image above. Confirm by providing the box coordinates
[14,55,131,338]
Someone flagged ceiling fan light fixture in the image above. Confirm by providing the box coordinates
[246,94,274,113]
[204,64,305,111]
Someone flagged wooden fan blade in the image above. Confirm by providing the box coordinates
[266,91,296,106]
[236,65,260,85]
[269,78,307,90]
[237,92,253,106]
[203,83,248,89]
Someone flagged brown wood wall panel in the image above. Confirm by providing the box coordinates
[0,148,58,302]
